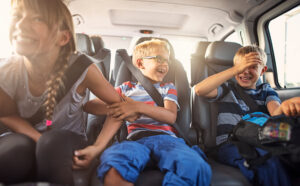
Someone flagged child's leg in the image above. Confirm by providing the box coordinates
[218,143,291,186]
[104,167,133,186]
[98,140,151,184]
[0,133,36,184]
[36,130,88,185]
[139,135,212,186]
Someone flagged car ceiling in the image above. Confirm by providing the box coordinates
[67,0,282,40]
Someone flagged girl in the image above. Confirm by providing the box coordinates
[0,0,123,185]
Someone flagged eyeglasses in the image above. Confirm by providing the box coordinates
[142,55,170,64]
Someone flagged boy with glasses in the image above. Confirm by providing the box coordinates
[76,39,211,186]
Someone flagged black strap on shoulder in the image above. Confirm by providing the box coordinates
[229,81,259,112]
[117,49,193,146]
[26,54,93,125]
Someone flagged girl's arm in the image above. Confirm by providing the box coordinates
[0,115,41,142]
[0,88,17,117]
[0,89,41,141]
[73,116,123,169]
[108,97,177,124]
[80,64,121,105]
[270,97,300,116]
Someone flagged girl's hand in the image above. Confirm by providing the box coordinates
[280,97,300,116]
[73,145,101,170]
[107,95,139,120]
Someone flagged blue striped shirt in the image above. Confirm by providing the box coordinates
[209,82,281,145]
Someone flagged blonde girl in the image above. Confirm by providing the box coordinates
[0,0,122,184]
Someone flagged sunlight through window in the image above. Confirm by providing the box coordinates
[0,1,12,58]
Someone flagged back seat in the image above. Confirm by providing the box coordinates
[191,41,252,186]
[190,41,211,87]
[91,35,111,80]
[76,33,108,81]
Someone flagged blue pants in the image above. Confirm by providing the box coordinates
[217,143,291,186]
[98,135,211,186]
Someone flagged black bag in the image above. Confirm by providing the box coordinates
[229,112,300,168]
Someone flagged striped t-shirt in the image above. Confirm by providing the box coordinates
[115,81,179,139]
[209,82,281,145]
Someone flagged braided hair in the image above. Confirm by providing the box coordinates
[11,0,76,128]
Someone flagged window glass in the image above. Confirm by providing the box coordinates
[268,5,300,88]
[0,1,12,58]
[163,36,205,83]
[225,31,242,45]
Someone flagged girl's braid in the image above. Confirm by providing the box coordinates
[44,49,69,123]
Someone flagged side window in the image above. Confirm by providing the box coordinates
[268,5,300,88]
[225,31,243,45]
[0,1,12,58]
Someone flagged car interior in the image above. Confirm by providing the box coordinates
[0,0,299,185]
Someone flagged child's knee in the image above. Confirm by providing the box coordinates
[104,167,133,185]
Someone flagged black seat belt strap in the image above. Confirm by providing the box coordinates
[117,49,193,146]
[26,54,93,125]
[230,81,259,112]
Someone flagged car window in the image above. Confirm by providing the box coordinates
[268,5,300,88]
[0,1,12,58]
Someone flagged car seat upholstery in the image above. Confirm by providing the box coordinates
[191,41,252,186]
[76,33,107,80]
[91,35,111,80]
[76,33,95,56]
[190,41,211,87]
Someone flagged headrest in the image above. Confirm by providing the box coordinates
[134,37,175,59]
[91,35,104,52]
[205,41,242,66]
[193,41,211,56]
[76,33,95,56]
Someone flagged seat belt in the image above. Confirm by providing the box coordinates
[230,81,260,112]
[117,49,193,146]
[25,54,93,125]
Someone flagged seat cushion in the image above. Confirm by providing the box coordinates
[209,158,251,186]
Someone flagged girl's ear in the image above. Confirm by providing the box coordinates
[57,30,71,46]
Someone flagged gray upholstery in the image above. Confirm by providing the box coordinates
[205,41,241,66]
[191,41,251,185]
[76,33,95,56]
[190,41,211,86]
[91,36,111,80]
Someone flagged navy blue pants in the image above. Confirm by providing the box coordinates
[98,135,212,186]
[217,143,291,186]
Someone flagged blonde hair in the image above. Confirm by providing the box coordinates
[132,39,170,67]
[233,45,267,65]
[11,0,76,122]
